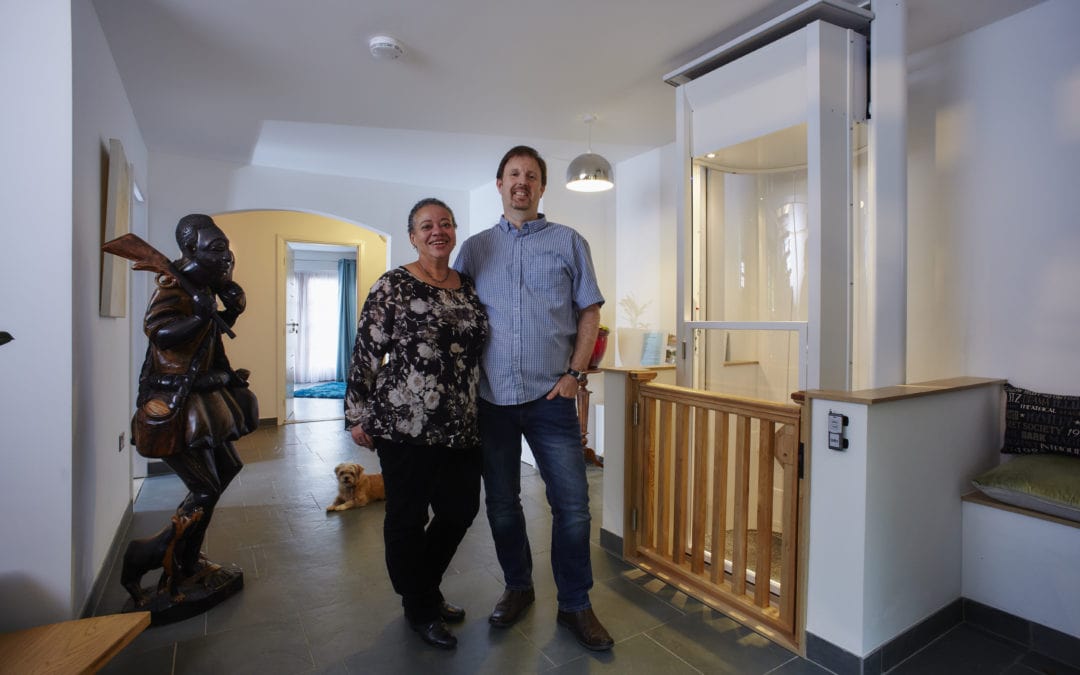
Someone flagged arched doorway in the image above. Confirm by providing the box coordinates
[212,209,389,425]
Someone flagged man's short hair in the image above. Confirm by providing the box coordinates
[497,145,547,187]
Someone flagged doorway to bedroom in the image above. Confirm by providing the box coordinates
[286,242,358,423]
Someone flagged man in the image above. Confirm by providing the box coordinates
[454,146,613,651]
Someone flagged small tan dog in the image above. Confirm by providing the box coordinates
[327,462,386,512]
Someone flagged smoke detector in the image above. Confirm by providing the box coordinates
[369,35,405,61]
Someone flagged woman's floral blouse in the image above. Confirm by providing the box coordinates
[345,267,488,448]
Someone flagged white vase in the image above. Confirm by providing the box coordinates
[617,328,647,367]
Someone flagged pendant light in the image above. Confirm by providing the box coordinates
[566,114,614,192]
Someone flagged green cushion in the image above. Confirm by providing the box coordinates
[973,454,1080,522]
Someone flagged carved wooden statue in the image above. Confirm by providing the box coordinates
[104,214,258,625]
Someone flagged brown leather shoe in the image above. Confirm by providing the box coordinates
[557,607,614,651]
[488,588,535,627]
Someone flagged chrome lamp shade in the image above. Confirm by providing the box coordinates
[565,152,614,192]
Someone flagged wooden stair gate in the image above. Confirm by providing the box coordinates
[623,371,804,650]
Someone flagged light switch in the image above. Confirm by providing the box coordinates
[827,411,849,451]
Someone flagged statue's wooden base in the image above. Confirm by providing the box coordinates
[123,563,243,627]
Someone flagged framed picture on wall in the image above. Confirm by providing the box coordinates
[100,138,131,317]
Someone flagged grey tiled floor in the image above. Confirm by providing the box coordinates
[95,421,1076,674]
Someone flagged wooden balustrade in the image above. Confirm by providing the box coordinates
[624,370,804,649]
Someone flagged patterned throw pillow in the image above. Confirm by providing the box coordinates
[1003,383,1080,457]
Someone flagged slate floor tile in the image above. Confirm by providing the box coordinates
[173,618,313,675]
[99,641,175,675]
[548,633,699,674]
[888,624,1026,675]
[644,608,796,674]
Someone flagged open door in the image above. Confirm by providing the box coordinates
[283,241,361,423]
[284,244,298,422]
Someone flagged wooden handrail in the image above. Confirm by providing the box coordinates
[640,381,801,423]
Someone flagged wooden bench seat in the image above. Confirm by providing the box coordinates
[962,490,1080,530]
[0,611,150,675]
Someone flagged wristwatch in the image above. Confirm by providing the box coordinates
[565,368,587,383]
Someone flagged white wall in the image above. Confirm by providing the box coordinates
[466,180,502,238]
[807,383,1001,656]
[147,153,470,272]
[614,145,678,337]
[903,0,1080,642]
[0,0,75,630]
[806,400,870,655]
[907,0,1080,394]
[860,386,1000,651]
[71,0,151,617]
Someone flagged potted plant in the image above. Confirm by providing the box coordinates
[617,294,651,366]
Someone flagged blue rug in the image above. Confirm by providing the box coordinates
[294,381,346,399]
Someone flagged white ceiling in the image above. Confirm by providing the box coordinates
[91,0,1043,191]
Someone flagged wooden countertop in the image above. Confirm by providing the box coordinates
[805,376,1004,405]
[0,611,150,675]
[598,364,676,373]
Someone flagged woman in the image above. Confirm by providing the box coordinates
[344,198,487,650]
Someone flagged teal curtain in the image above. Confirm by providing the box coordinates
[335,258,357,381]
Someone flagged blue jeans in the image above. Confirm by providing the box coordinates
[480,396,593,612]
